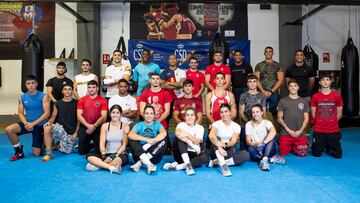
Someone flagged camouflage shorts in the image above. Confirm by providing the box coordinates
[53,123,75,154]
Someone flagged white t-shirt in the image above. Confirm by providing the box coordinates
[245,120,274,143]
[108,94,137,125]
[105,64,131,97]
[176,122,204,152]
[212,120,241,142]
[75,73,96,98]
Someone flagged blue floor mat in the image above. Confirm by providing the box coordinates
[1,128,360,202]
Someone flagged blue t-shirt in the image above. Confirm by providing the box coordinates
[21,91,47,126]
[133,62,161,96]
[132,121,164,144]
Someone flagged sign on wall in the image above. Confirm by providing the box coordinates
[128,40,251,70]
[0,2,55,59]
[130,2,248,40]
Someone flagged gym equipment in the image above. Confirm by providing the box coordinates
[209,31,229,65]
[21,33,44,92]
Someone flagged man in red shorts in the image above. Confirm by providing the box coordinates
[277,79,309,157]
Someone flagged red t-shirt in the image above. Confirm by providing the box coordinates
[310,91,343,133]
[173,96,203,122]
[205,64,231,90]
[139,89,172,129]
[186,70,205,97]
[77,95,108,124]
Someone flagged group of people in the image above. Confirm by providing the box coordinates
[5,46,344,177]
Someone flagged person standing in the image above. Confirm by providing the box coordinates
[5,75,50,160]
[205,51,231,92]
[46,61,73,104]
[230,50,253,106]
[310,74,343,158]
[103,50,131,99]
[255,46,284,118]
[74,59,99,99]
[186,57,205,101]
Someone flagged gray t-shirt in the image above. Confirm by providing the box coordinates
[277,96,309,136]
[239,91,266,126]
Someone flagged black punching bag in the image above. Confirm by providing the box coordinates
[21,33,44,93]
[341,37,359,117]
[209,32,229,64]
[303,44,319,95]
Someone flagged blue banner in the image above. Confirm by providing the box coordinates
[128,40,250,70]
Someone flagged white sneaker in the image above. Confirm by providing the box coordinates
[208,159,219,168]
[163,162,178,170]
[130,161,142,172]
[86,163,100,171]
[220,164,232,177]
[109,165,122,174]
[185,163,195,176]
[147,162,157,174]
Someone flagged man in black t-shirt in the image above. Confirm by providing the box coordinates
[285,50,315,98]
[46,62,73,103]
[230,50,253,108]
[41,84,79,162]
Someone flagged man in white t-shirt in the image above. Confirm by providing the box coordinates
[104,50,131,99]
[74,59,99,99]
[108,79,137,127]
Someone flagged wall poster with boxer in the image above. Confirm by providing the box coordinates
[130,2,248,40]
[0,2,55,59]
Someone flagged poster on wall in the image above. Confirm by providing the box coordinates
[130,2,248,40]
[128,40,250,70]
[0,2,55,59]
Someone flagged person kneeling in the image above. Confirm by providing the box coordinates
[163,107,208,175]
[86,105,130,174]
[246,104,285,171]
[208,104,250,177]
[128,105,167,174]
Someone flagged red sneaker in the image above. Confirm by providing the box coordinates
[10,146,24,161]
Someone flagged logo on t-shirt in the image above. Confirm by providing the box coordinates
[95,102,100,107]
[298,103,304,110]
[142,128,155,138]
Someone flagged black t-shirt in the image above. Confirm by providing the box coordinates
[46,77,73,101]
[286,64,315,98]
[230,62,253,88]
[55,99,77,135]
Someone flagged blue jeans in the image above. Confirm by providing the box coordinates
[248,139,276,162]
[266,91,279,117]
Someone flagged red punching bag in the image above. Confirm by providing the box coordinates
[21,33,44,92]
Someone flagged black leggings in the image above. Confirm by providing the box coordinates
[129,138,167,164]
[78,124,101,155]
[209,144,250,166]
[173,138,208,168]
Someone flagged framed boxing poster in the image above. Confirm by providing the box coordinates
[130,2,248,40]
[0,2,55,59]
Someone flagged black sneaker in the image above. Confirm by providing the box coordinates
[10,145,24,161]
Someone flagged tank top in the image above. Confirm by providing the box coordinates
[21,91,47,126]
[75,73,96,98]
[105,122,124,154]
[210,91,231,121]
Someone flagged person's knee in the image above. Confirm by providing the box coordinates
[312,149,322,157]
[33,149,42,156]
[279,146,291,156]
[328,150,342,159]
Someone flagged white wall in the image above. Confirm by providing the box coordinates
[248,4,280,67]
[302,5,360,71]
[0,3,78,115]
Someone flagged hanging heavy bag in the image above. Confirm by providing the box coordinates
[21,33,44,93]
[303,44,319,95]
[341,37,359,117]
[209,32,230,65]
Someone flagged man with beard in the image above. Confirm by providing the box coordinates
[103,50,131,99]
[46,62,73,104]
[205,51,231,92]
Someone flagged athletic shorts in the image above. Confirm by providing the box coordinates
[86,153,129,166]
[52,123,75,154]
[17,122,44,148]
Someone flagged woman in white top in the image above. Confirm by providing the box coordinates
[86,105,130,174]
[208,103,250,177]
[246,103,285,171]
[163,107,208,175]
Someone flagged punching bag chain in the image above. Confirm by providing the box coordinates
[121,2,125,36]
[306,5,310,46]
[32,2,36,34]
[348,6,351,38]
